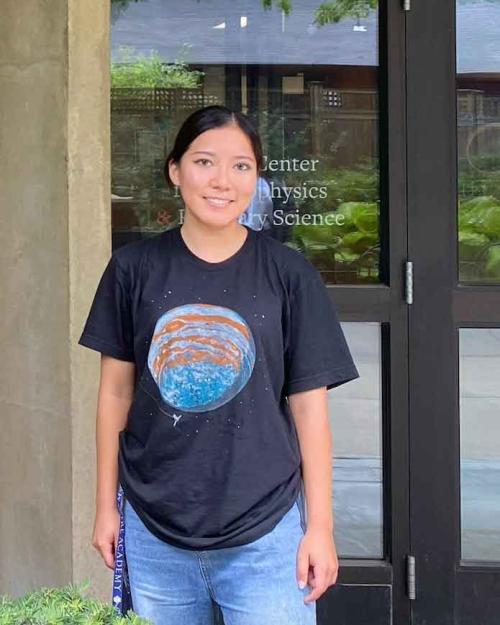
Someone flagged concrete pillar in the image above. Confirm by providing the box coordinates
[68,0,113,602]
[0,0,111,600]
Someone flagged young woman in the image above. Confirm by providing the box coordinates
[79,105,360,625]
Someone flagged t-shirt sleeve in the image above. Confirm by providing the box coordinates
[78,253,135,362]
[283,273,360,395]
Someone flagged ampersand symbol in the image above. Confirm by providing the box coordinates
[156,210,172,226]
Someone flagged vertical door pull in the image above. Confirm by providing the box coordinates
[403,0,411,10]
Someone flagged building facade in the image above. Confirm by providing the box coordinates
[1,1,499,624]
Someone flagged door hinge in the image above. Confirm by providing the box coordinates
[407,555,416,600]
[405,260,413,304]
[402,0,411,10]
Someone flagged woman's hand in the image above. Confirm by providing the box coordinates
[296,526,339,604]
[92,506,120,570]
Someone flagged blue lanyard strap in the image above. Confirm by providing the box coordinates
[112,484,133,615]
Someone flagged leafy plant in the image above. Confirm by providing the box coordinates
[293,199,380,282]
[458,195,500,280]
[0,582,151,625]
[112,46,203,89]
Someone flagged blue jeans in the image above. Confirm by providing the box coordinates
[123,493,317,625]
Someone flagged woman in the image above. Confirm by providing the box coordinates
[79,105,360,625]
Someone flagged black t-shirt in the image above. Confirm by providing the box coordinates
[79,224,360,550]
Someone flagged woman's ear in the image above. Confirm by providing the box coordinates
[168,159,180,187]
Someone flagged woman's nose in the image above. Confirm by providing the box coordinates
[210,166,231,189]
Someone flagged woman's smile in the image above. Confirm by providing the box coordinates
[204,196,234,207]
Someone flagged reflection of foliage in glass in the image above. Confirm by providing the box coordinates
[290,164,380,283]
[111,0,144,7]
[111,46,203,88]
[254,107,379,282]
[459,196,500,280]
[312,0,377,24]
[256,109,309,168]
[249,1,377,25]
[458,156,500,281]
[111,0,378,25]
[110,0,145,24]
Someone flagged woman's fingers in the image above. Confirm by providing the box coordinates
[296,542,310,589]
[92,507,120,570]
[305,564,338,603]
[99,539,115,570]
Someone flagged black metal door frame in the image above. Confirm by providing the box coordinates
[407,1,500,624]
[319,1,411,623]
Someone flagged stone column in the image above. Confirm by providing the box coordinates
[68,0,113,602]
[0,0,111,600]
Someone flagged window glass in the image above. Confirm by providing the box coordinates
[457,1,500,284]
[111,0,381,285]
[459,328,500,561]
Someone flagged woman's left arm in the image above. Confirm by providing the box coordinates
[288,386,339,604]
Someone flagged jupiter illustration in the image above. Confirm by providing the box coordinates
[147,303,256,412]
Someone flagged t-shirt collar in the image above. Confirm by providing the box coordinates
[172,223,256,272]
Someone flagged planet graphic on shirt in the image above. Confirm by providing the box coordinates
[147,303,256,412]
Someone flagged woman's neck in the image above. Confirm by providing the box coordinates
[179,214,248,264]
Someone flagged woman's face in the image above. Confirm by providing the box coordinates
[168,124,258,228]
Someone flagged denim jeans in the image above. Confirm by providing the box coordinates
[123,491,317,625]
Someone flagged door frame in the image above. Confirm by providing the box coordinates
[407,1,500,623]
[320,0,411,622]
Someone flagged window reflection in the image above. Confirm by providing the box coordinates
[457,1,500,284]
[328,322,382,558]
[110,0,380,284]
[459,328,500,561]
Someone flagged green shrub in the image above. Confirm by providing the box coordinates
[0,582,152,625]
[458,195,500,281]
[111,46,203,89]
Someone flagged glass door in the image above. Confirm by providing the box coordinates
[110,1,410,622]
[408,0,500,623]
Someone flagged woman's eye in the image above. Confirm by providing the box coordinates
[235,162,251,171]
[195,158,212,166]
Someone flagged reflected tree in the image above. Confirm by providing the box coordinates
[111,0,378,25]
[263,0,377,23]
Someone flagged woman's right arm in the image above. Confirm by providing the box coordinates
[92,354,136,569]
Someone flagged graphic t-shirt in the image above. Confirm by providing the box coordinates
[78,224,360,550]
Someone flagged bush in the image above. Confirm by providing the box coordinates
[111,46,203,89]
[0,582,152,625]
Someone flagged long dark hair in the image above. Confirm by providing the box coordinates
[164,105,263,187]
